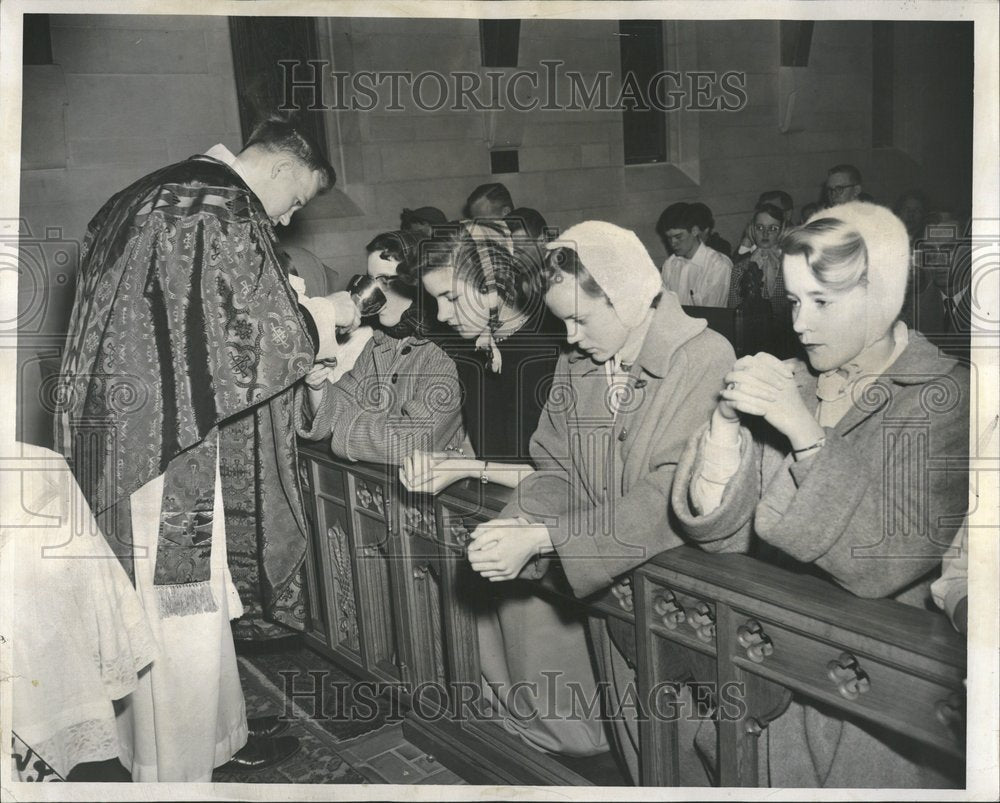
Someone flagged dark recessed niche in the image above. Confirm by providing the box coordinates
[24,14,53,65]
[490,150,519,175]
[779,20,814,67]
[480,20,520,68]
[619,20,666,165]
[229,16,328,156]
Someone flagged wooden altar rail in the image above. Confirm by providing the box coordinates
[296,443,966,787]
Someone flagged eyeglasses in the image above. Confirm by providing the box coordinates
[754,224,781,234]
[826,183,858,196]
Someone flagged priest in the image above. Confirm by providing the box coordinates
[55,116,358,781]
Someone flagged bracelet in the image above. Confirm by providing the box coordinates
[792,437,826,458]
[480,461,489,485]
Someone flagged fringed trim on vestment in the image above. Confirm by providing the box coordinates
[155,580,219,618]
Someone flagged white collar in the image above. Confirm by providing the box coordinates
[203,143,254,188]
[816,321,909,401]
[674,241,710,267]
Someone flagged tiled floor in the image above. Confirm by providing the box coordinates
[338,722,466,785]
[236,639,467,785]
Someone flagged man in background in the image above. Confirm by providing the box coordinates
[658,203,732,307]
[688,202,732,260]
[465,182,514,219]
[401,205,448,237]
[824,163,864,207]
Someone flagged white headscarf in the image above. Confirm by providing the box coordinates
[545,221,663,327]
[806,201,910,346]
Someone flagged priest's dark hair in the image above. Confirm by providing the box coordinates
[244,114,336,192]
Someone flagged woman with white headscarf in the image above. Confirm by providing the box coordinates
[672,201,969,787]
[401,219,609,759]
[467,221,736,781]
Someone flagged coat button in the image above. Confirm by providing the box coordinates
[391,373,399,384]
[618,428,628,441]
[400,345,412,355]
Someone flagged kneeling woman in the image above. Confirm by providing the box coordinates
[466,222,735,781]
[403,219,608,758]
[296,230,465,463]
[671,201,969,787]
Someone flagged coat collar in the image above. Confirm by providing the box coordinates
[568,290,707,378]
[791,327,964,431]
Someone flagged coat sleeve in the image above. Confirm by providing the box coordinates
[497,353,577,580]
[752,372,970,598]
[670,421,758,555]
[327,346,465,466]
[293,382,333,441]
[293,340,377,444]
[393,349,466,458]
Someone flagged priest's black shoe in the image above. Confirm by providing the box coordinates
[247,714,291,739]
[218,734,300,772]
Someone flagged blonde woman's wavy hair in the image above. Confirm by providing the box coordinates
[780,201,910,344]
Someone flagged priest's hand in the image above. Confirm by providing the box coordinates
[303,360,337,413]
[305,360,337,389]
[328,291,361,333]
[467,518,552,582]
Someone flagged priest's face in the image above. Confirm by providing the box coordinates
[260,159,323,227]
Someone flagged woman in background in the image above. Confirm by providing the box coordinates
[672,201,968,787]
[295,230,465,464]
[728,203,788,311]
[728,202,796,357]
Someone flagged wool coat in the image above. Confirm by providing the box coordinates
[671,329,969,787]
[500,290,736,780]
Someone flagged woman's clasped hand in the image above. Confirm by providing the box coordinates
[718,352,825,450]
[467,517,552,582]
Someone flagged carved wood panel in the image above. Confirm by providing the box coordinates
[320,498,361,656]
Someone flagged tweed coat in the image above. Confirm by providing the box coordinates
[295,329,465,464]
